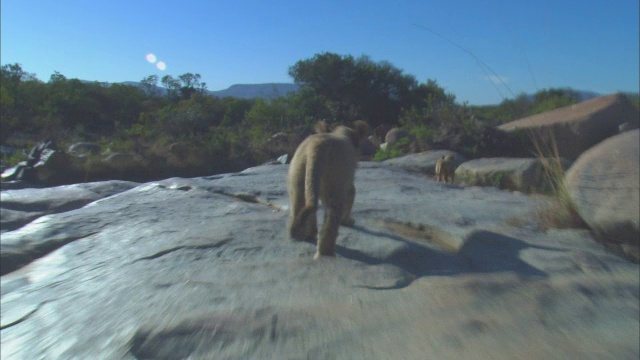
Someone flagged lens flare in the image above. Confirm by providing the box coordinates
[156,61,167,71]
[146,53,157,63]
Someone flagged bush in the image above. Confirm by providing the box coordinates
[2,149,27,167]
[373,137,411,161]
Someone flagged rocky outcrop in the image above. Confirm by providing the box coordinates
[455,157,571,193]
[565,129,639,260]
[1,162,637,358]
[1,139,76,188]
[498,94,640,160]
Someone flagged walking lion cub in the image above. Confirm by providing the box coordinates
[435,154,456,183]
[287,121,369,259]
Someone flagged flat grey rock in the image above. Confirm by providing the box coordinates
[0,180,139,233]
[1,162,637,359]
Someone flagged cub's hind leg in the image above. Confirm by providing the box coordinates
[314,196,345,259]
[340,185,356,226]
[288,164,317,241]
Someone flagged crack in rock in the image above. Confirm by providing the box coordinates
[1,232,100,276]
[131,238,232,263]
[213,190,283,211]
[0,299,54,330]
[380,219,460,252]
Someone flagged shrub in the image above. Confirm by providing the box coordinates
[372,137,411,161]
[2,150,27,166]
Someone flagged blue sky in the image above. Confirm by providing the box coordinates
[2,0,638,105]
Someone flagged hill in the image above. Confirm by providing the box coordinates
[208,83,300,99]
[120,81,299,99]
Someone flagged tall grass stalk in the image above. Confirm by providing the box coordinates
[529,130,585,229]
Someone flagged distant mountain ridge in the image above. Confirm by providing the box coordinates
[119,81,299,99]
[115,81,607,104]
[209,83,300,99]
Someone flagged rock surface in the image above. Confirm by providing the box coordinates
[0,180,139,234]
[498,94,640,160]
[565,129,640,259]
[1,162,638,359]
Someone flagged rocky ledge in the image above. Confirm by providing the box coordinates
[1,161,638,359]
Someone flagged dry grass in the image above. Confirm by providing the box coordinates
[529,130,586,230]
[535,197,586,230]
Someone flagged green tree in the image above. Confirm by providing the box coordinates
[161,75,181,101]
[177,73,207,98]
[0,64,47,138]
[244,97,292,139]
[288,52,422,127]
[104,84,145,129]
[140,75,159,97]
[531,88,579,114]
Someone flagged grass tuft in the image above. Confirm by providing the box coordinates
[529,130,586,230]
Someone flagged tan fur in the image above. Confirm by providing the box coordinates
[314,120,329,134]
[435,154,456,183]
[287,121,369,259]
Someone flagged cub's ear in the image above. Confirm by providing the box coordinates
[314,120,329,134]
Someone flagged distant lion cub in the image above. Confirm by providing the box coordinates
[435,154,456,183]
[287,121,369,259]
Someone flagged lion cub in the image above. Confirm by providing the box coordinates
[435,154,456,183]
[287,121,369,259]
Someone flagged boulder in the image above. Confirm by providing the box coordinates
[5,139,78,186]
[498,94,640,160]
[276,154,288,164]
[384,127,410,147]
[26,139,56,167]
[1,162,29,182]
[455,157,571,193]
[564,129,639,259]
[384,127,417,153]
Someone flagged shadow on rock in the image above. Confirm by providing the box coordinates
[458,230,563,277]
[337,226,564,288]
